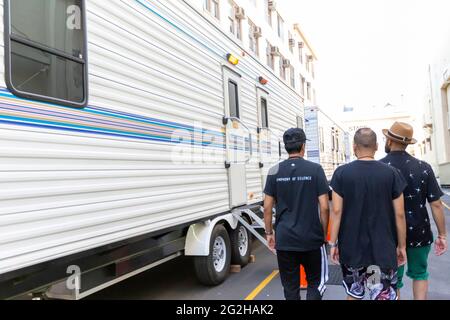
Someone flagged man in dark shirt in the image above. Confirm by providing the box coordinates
[264,128,330,300]
[329,128,407,300]
[381,122,448,300]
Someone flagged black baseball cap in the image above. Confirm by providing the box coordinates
[283,128,309,145]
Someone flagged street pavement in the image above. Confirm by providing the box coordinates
[88,190,450,300]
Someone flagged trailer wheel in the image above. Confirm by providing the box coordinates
[230,219,252,267]
[194,224,231,286]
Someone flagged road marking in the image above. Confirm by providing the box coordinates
[443,201,450,211]
[245,270,279,301]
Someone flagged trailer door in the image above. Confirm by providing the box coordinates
[223,67,249,208]
[256,88,272,190]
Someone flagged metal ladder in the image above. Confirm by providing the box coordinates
[232,207,276,253]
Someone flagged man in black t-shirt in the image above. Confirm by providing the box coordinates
[329,128,407,300]
[264,128,330,300]
[381,122,447,300]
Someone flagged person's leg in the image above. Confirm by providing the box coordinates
[413,280,429,300]
[341,265,366,300]
[397,264,406,300]
[276,250,302,300]
[406,246,431,300]
[369,268,398,300]
[301,245,328,300]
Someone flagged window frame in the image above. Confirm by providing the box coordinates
[204,0,220,19]
[260,97,269,128]
[228,79,240,118]
[4,0,89,109]
[248,19,259,57]
[277,13,284,40]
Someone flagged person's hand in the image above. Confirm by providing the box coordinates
[397,247,407,267]
[266,234,276,252]
[330,247,340,265]
[435,236,448,256]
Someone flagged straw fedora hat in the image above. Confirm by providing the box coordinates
[382,122,417,145]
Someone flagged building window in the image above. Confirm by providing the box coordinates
[298,43,304,64]
[319,127,325,152]
[248,20,259,56]
[288,32,294,53]
[307,82,312,100]
[228,80,240,118]
[228,0,242,40]
[300,75,306,96]
[5,0,88,108]
[426,138,432,151]
[290,66,295,88]
[331,129,335,151]
[279,56,286,80]
[204,0,220,19]
[260,97,269,128]
[265,0,272,26]
[277,14,284,40]
[266,41,274,70]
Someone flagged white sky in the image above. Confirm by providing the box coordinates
[283,0,450,117]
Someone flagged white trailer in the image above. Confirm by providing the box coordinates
[304,106,350,180]
[0,0,304,299]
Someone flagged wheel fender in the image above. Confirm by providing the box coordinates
[185,213,238,256]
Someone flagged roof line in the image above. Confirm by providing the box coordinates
[294,23,317,60]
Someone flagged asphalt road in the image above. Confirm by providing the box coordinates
[87,191,450,300]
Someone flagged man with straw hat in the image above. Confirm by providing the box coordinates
[381,122,448,300]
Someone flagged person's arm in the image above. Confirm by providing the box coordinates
[318,194,330,241]
[430,200,448,256]
[393,194,407,266]
[264,195,276,251]
[316,166,330,240]
[330,191,343,264]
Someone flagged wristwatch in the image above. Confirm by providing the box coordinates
[328,241,338,248]
[265,230,274,236]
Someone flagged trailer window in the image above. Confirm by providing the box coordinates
[228,80,240,118]
[260,97,269,128]
[5,0,88,108]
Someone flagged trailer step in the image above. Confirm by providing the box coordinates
[232,208,275,254]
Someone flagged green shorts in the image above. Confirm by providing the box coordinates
[398,245,431,289]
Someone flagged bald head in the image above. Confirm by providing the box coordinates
[354,128,377,150]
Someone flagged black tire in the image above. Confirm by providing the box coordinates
[194,224,231,286]
[230,219,252,267]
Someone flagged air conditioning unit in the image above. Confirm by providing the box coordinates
[307,54,314,61]
[298,42,304,49]
[268,0,277,11]
[235,7,246,19]
[253,26,262,38]
[282,59,291,68]
[270,46,281,56]
[289,38,295,47]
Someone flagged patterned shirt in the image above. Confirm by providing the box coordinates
[381,151,444,248]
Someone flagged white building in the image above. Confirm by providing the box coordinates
[195,0,318,111]
[340,104,417,160]
[422,41,450,186]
